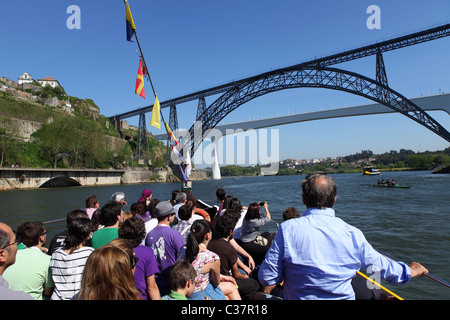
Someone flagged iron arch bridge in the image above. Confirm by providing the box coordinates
[109,23,450,161]
[181,65,450,157]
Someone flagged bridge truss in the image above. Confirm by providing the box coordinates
[109,23,450,161]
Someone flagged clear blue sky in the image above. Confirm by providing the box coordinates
[1,0,449,164]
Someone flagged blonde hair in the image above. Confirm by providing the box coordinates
[77,239,140,300]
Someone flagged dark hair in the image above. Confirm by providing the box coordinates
[171,190,180,201]
[185,200,196,215]
[16,221,45,247]
[148,199,160,218]
[229,197,242,211]
[283,207,300,221]
[216,188,226,201]
[224,209,241,226]
[185,220,211,263]
[222,195,234,210]
[85,195,98,208]
[100,201,122,227]
[184,190,199,207]
[90,209,102,231]
[301,173,337,208]
[66,209,88,227]
[130,202,146,219]
[245,203,261,221]
[64,218,93,253]
[169,260,196,291]
[213,214,237,239]
[177,205,191,221]
[118,216,146,247]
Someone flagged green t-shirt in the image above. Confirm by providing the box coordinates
[161,290,188,300]
[2,247,54,300]
[91,227,119,249]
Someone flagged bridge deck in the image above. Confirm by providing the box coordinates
[153,94,450,140]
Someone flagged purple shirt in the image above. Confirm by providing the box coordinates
[145,225,184,288]
[133,245,159,300]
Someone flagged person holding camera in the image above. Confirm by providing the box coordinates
[237,201,273,266]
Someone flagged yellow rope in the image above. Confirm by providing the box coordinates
[357,271,404,300]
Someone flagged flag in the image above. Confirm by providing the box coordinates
[170,144,184,166]
[125,0,136,42]
[164,122,179,147]
[185,149,192,179]
[150,95,161,129]
[135,60,145,98]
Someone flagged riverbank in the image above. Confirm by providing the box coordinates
[0,167,208,190]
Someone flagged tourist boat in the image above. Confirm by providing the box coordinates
[363,166,381,175]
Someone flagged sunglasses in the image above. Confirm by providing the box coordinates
[1,238,19,250]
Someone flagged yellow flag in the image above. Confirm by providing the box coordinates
[150,96,161,129]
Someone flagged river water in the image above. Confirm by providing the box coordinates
[0,170,448,300]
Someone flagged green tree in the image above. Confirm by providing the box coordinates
[32,118,71,168]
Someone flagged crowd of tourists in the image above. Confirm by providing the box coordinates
[0,173,428,300]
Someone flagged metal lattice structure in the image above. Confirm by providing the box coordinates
[165,103,179,161]
[181,65,450,156]
[136,110,150,162]
[109,23,450,158]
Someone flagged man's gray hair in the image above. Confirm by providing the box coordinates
[301,173,337,209]
[111,192,125,202]
[0,229,11,251]
[175,191,187,204]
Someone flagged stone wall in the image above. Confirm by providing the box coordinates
[0,117,43,141]
[0,168,124,190]
[0,167,209,190]
[120,168,208,185]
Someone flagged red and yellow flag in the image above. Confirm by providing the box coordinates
[164,121,179,147]
[135,59,145,99]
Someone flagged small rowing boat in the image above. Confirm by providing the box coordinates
[370,184,410,189]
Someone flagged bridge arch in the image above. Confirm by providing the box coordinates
[182,65,450,156]
[39,176,82,188]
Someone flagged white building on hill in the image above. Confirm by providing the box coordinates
[38,77,62,89]
[18,72,35,85]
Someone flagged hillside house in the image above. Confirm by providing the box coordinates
[38,77,63,89]
[18,72,35,85]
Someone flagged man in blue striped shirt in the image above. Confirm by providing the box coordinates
[258,173,428,300]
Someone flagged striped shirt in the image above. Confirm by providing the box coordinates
[50,246,94,300]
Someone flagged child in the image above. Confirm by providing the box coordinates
[282,207,300,221]
[161,260,196,300]
[185,220,241,300]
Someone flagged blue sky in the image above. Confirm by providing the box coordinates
[1,0,449,163]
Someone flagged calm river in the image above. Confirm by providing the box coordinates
[0,170,448,300]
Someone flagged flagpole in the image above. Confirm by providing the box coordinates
[124,0,169,135]
[124,0,187,182]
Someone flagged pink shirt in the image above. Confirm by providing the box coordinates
[191,249,220,292]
